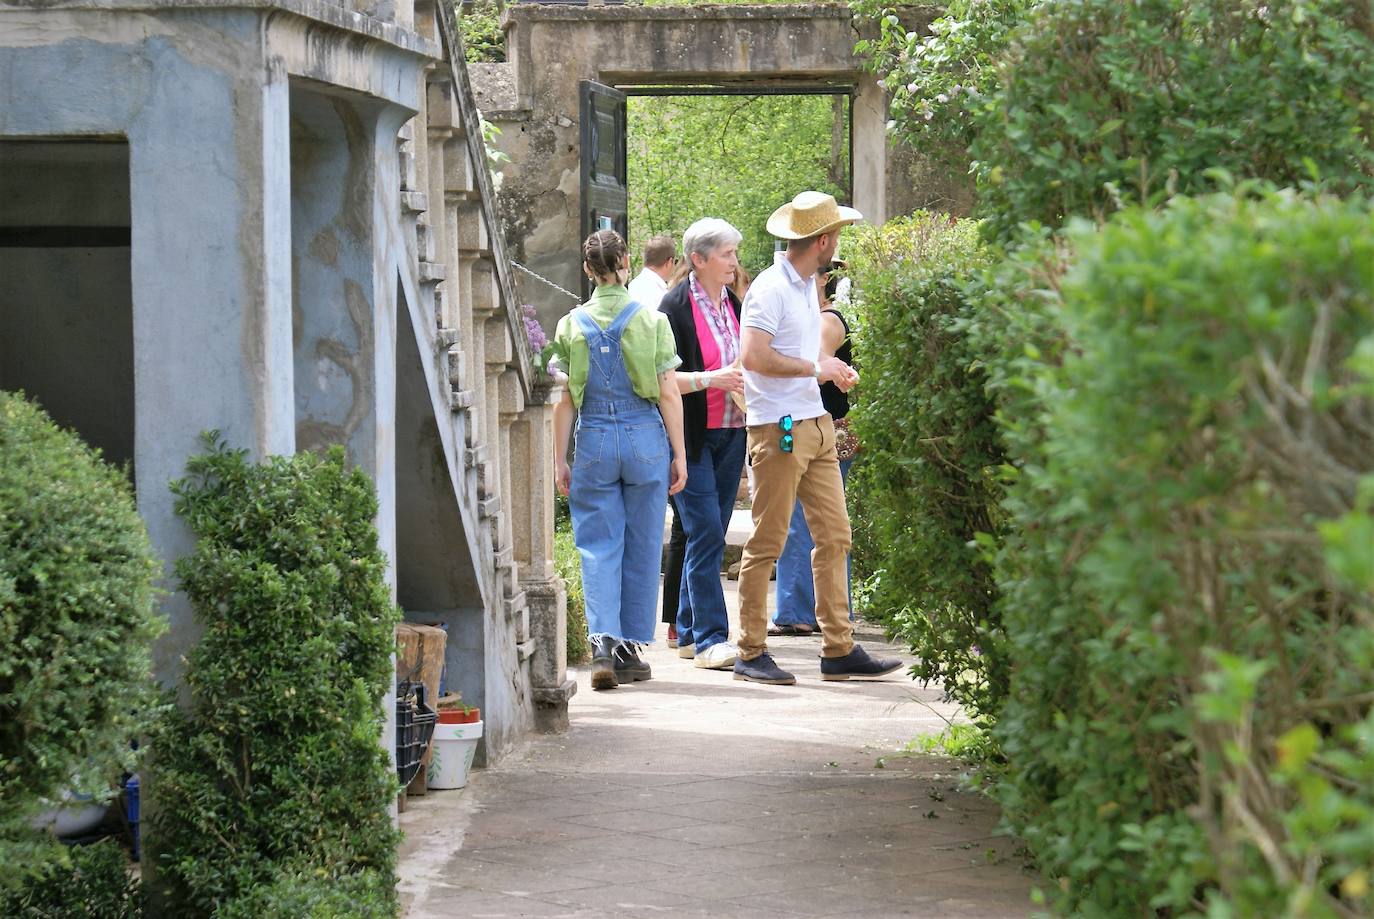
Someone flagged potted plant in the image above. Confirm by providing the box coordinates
[429,694,482,789]
[435,692,480,724]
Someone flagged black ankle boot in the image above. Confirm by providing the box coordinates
[591,635,618,691]
[613,641,652,683]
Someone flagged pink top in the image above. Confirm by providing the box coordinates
[689,275,743,429]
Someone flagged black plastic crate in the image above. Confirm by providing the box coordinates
[396,680,436,787]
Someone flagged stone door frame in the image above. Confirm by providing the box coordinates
[472,3,928,327]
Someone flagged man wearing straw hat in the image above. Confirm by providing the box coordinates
[733,191,902,685]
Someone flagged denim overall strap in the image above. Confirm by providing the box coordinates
[574,301,652,413]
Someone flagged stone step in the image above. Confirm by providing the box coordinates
[418,259,446,283]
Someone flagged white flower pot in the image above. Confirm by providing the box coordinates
[428,720,482,789]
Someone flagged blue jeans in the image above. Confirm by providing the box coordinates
[569,405,670,644]
[673,427,746,652]
[773,456,855,628]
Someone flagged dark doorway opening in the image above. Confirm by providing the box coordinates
[0,139,135,473]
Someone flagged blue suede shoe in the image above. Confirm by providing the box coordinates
[733,652,796,685]
[820,645,903,681]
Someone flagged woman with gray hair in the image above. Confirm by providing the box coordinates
[657,217,748,671]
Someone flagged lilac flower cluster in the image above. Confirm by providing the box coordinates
[521,304,548,353]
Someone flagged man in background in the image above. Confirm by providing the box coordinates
[628,234,678,310]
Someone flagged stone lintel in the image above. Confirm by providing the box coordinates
[506,3,856,25]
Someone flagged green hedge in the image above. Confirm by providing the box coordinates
[0,391,163,888]
[149,436,400,917]
[856,0,1374,245]
[990,192,1374,916]
[1,838,141,918]
[213,868,396,919]
[846,215,1007,727]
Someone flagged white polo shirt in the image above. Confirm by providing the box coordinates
[740,252,826,427]
[627,267,668,311]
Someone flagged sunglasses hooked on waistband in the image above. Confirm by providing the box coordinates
[778,414,794,453]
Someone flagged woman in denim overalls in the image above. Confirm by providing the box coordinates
[552,231,687,690]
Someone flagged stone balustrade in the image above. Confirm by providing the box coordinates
[401,0,574,740]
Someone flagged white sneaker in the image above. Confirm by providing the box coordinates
[677,644,695,659]
[694,642,738,670]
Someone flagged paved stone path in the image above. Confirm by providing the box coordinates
[398,581,1034,918]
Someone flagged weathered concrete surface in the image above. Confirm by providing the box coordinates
[397,581,1035,918]
[2,0,572,824]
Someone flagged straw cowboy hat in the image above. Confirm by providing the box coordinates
[766,191,864,240]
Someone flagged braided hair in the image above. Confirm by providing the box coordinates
[583,229,629,287]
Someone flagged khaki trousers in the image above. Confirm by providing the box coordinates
[738,414,854,661]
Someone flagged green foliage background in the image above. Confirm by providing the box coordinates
[150,436,400,917]
[628,93,850,273]
[554,495,589,665]
[458,0,504,64]
[847,0,1374,913]
[0,391,164,895]
[982,192,1374,916]
[1,838,142,919]
[855,0,1374,243]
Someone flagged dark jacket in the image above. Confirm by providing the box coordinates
[659,277,743,462]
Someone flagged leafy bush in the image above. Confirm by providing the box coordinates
[902,723,995,764]
[216,867,394,919]
[854,0,1029,173]
[149,435,400,916]
[554,495,589,665]
[846,214,1007,727]
[0,391,164,882]
[856,0,1374,244]
[0,839,141,919]
[459,0,505,64]
[991,192,1374,916]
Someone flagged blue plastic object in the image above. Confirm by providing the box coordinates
[125,775,140,860]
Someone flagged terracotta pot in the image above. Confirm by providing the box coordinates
[437,708,480,724]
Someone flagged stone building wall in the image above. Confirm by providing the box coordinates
[0,0,571,803]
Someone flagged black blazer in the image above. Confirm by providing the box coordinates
[659,278,743,463]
